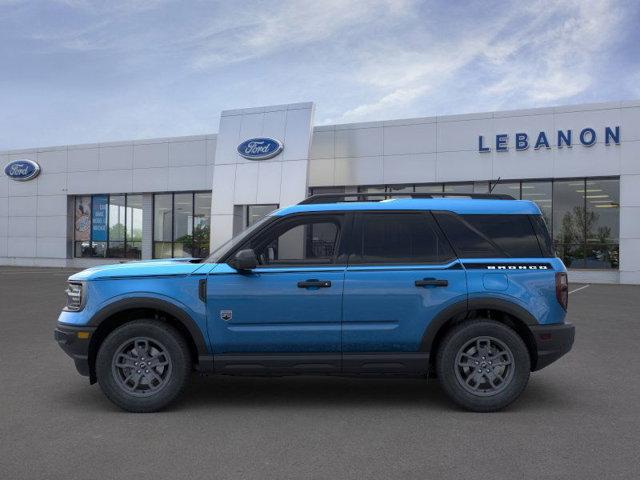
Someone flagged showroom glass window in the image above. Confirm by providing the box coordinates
[553,179,619,269]
[74,194,143,259]
[153,192,211,259]
[125,195,143,258]
[246,205,279,227]
[308,177,619,270]
[444,182,474,194]
[354,183,490,197]
[521,181,552,228]
[489,181,520,198]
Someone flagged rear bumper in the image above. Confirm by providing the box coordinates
[530,322,575,371]
[54,324,96,377]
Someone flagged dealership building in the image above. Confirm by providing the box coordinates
[1,99,639,284]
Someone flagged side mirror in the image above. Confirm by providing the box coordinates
[229,249,258,271]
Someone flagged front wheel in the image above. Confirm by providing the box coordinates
[436,320,530,412]
[96,320,192,412]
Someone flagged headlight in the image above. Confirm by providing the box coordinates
[64,282,85,312]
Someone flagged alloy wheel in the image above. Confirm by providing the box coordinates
[454,336,515,397]
[111,337,173,397]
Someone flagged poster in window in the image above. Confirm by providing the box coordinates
[74,196,91,241]
[92,195,108,242]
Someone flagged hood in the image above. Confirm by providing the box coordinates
[69,258,211,281]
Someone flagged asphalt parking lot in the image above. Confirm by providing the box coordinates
[1,267,639,479]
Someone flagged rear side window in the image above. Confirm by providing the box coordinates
[433,213,501,258]
[530,215,554,257]
[434,213,547,258]
[351,212,455,264]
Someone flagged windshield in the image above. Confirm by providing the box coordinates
[203,214,274,263]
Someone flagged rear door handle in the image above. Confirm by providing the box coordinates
[298,279,332,288]
[415,278,448,287]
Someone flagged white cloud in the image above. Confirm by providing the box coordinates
[0,0,634,149]
[481,0,621,105]
[334,0,625,122]
[339,85,429,121]
[337,36,493,121]
[191,0,414,70]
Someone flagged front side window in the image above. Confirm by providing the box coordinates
[351,212,454,264]
[242,216,342,266]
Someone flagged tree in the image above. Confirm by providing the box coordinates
[109,223,125,241]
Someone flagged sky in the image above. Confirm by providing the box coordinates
[1,0,639,150]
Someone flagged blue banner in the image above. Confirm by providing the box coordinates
[91,195,108,242]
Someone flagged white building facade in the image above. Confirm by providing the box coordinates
[2,100,639,284]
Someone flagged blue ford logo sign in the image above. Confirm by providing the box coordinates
[237,138,283,160]
[4,159,41,181]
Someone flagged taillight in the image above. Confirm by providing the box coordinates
[555,272,568,310]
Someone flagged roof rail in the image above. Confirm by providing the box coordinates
[299,192,515,205]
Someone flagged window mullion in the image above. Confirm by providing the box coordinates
[171,193,175,258]
[152,194,155,259]
[583,178,587,268]
[106,194,110,258]
[89,196,93,257]
[124,194,128,258]
[191,192,196,257]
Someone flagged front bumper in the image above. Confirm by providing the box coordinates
[54,324,96,377]
[530,322,575,371]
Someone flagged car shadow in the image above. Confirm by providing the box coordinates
[51,373,577,414]
[176,373,576,413]
[182,374,449,410]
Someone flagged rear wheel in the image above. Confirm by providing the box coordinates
[436,320,530,412]
[96,320,191,412]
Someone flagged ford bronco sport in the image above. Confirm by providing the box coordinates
[55,193,575,412]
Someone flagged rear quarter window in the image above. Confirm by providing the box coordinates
[434,213,549,258]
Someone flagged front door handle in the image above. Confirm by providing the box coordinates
[415,278,448,287]
[298,279,332,289]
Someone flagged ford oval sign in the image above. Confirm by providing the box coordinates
[4,159,41,181]
[237,138,283,160]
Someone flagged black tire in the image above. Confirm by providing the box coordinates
[96,320,191,413]
[436,319,530,412]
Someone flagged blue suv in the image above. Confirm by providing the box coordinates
[55,193,575,412]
